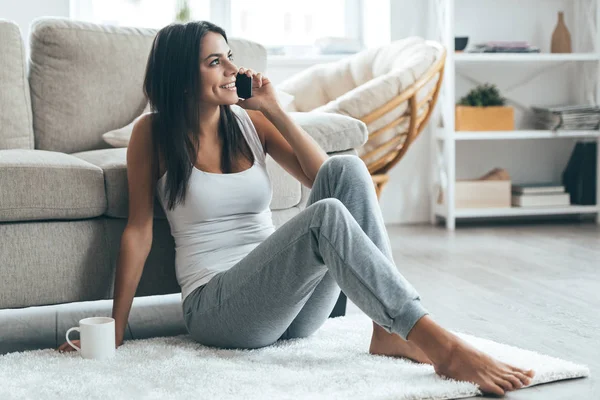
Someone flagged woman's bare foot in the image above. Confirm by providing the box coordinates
[434,336,535,396]
[407,316,535,396]
[369,322,432,364]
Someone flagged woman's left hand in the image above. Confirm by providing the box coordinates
[236,67,279,113]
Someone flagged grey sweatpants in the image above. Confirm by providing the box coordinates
[182,155,429,349]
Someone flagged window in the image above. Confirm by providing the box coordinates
[70,0,364,55]
[229,0,351,54]
[70,0,211,29]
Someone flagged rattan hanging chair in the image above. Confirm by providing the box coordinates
[278,38,446,199]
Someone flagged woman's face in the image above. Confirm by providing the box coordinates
[198,31,239,106]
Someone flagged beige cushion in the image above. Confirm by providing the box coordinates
[0,150,106,222]
[0,20,34,150]
[28,17,267,154]
[102,104,151,148]
[102,111,367,154]
[71,148,167,219]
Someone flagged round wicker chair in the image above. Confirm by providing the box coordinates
[278,39,446,199]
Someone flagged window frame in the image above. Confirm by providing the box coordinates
[70,0,365,50]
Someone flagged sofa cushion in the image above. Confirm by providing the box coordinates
[100,110,367,154]
[0,20,34,150]
[0,150,106,222]
[71,148,167,219]
[102,105,151,148]
[287,112,368,153]
[28,17,267,154]
[71,147,301,218]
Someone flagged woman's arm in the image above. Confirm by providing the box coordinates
[261,104,329,183]
[236,67,329,182]
[111,229,153,345]
[58,115,157,352]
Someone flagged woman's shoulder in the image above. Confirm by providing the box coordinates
[131,112,165,179]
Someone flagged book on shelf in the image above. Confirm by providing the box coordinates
[531,105,600,130]
[511,193,571,207]
[511,183,565,194]
[467,41,540,53]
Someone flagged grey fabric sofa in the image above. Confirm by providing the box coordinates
[0,18,368,354]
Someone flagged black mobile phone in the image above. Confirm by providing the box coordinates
[236,72,252,99]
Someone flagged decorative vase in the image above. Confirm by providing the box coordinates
[551,11,572,53]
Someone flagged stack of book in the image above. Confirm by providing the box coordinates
[467,41,540,53]
[531,105,600,130]
[511,183,571,207]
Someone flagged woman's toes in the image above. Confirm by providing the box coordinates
[526,369,536,378]
[495,376,514,392]
[516,367,535,378]
[486,380,506,396]
[512,368,534,385]
[504,374,523,389]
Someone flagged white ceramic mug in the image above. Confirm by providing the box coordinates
[65,317,116,360]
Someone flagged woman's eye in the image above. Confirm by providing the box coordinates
[210,55,232,66]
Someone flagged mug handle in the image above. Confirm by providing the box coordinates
[65,327,81,352]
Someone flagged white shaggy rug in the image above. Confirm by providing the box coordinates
[0,313,589,400]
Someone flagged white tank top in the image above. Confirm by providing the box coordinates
[156,105,276,301]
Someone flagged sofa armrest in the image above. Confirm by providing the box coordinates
[289,112,368,153]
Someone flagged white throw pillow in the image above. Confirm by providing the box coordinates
[102,90,295,148]
[102,103,151,148]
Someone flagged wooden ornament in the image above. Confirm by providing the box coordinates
[551,11,572,53]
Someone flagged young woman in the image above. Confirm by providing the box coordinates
[59,21,534,396]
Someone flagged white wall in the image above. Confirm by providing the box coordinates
[381,0,433,225]
[0,0,70,55]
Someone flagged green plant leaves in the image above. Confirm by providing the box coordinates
[458,84,506,107]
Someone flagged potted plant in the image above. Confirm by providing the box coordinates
[455,84,515,131]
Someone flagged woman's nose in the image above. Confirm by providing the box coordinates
[225,60,238,75]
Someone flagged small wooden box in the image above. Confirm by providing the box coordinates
[455,106,515,131]
[439,180,511,208]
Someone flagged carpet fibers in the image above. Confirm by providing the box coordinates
[0,313,589,399]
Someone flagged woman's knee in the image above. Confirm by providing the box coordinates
[321,155,371,188]
[323,155,365,173]
[313,197,347,215]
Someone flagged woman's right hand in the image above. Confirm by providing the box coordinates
[57,340,79,353]
[56,338,123,353]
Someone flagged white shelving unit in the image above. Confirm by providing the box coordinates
[431,0,600,230]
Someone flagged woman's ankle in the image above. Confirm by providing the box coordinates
[405,315,457,365]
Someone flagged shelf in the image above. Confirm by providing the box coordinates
[435,204,599,219]
[454,53,600,62]
[436,130,600,140]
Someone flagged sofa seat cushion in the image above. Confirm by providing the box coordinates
[71,148,166,219]
[71,148,302,218]
[0,150,106,222]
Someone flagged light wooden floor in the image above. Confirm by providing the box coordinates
[345,221,599,399]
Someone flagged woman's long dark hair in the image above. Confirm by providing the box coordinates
[143,21,254,211]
